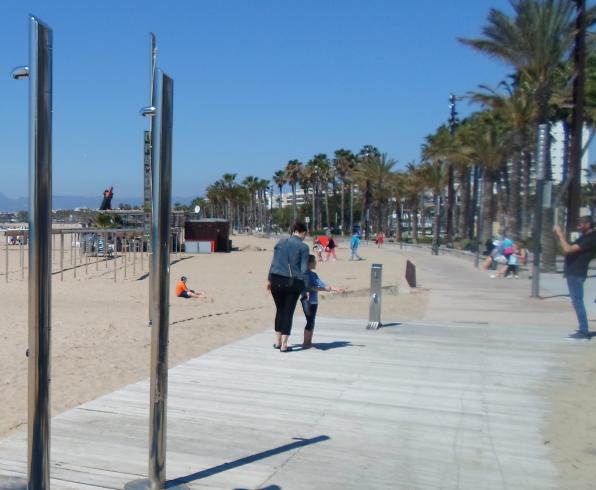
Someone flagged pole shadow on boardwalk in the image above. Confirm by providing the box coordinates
[166,435,330,488]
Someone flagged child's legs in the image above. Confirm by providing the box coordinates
[305,303,318,331]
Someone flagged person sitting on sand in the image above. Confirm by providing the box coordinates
[175,276,206,299]
[301,254,345,348]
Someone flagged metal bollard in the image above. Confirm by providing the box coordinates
[366,263,383,330]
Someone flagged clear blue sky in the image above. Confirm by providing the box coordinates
[1,1,540,199]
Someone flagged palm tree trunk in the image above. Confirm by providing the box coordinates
[349,182,354,233]
[340,181,346,235]
[446,164,455,245]
[311,183,316,230]
[481,173,494,245]
[324,186,330,228]
[396,202,403,241]
[432,194,441,253]
[458,166,471,240]
[497,176,508,233]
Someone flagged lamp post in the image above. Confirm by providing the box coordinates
[446,93,458,248]
[531,124,548,297]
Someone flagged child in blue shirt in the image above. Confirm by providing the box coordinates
[301,254,345,348]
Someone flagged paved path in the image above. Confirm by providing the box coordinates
[1,245,594,489]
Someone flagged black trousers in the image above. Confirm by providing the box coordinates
[270,274,304,335]
[302,301,318,331]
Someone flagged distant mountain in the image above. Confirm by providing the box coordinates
[0,193,195,212]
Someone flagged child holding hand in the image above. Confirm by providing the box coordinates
[301,254,345,348]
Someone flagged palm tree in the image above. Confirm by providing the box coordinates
[242,176,258,230]
[284,160,302,224]
[257,178,270,230]
[334,149,356,235]
[402,162,425,242]
[468,80,536,239]
[355,145,381,239]
[466,111,511,244]
[460,0,576,270]
[307,154,332,229]
[272,170,286,209]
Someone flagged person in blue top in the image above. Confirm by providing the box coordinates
[301,254,345,348]
[268,222,310,352]
[350,231,364,261]
[554,217,596,341]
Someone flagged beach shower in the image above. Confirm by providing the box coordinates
[1,15,53,490]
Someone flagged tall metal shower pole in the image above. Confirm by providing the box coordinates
[1,15,53,490]
[126,71,187,490]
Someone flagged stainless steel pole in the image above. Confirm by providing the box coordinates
[27,16,52,490]
[0,15,54,490]
[148,70,174,490]
[126,71,187,490]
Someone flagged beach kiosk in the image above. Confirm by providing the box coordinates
[184,218,230,253]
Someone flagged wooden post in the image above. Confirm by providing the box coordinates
[60,232,64,281]
[5,233,8,283]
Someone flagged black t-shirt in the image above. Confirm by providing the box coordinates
[564,230,596,278]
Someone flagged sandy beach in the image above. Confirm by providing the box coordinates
[3,232,596,487]
[0,234,426,438]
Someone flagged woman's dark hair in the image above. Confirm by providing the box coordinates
[292,222,307,233]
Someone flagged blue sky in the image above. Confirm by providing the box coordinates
[0,1,551,199]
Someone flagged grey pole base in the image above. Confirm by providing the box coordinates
[124,478,190,490]
[0,476,27,490]
[366,321,382,330]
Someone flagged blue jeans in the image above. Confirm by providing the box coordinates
[350,247,361,260]
[567,275,589,335]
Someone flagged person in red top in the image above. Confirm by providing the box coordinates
[175,276,205,299]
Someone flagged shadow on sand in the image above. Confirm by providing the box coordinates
[166,435,330,488]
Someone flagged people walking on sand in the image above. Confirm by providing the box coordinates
[350,231,364,261]
[313,242,325,262]
[175,276,206,299]
[268,222,310,352]
[376,231,385,248]
[554,217,596,341]
[301,254,345,349]
[326,236,337,261]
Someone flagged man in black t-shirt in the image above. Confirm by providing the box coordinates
[554,216,596,341]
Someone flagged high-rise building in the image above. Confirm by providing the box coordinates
[550,121,591,184]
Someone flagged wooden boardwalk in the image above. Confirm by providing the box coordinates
[0,316,572,489]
